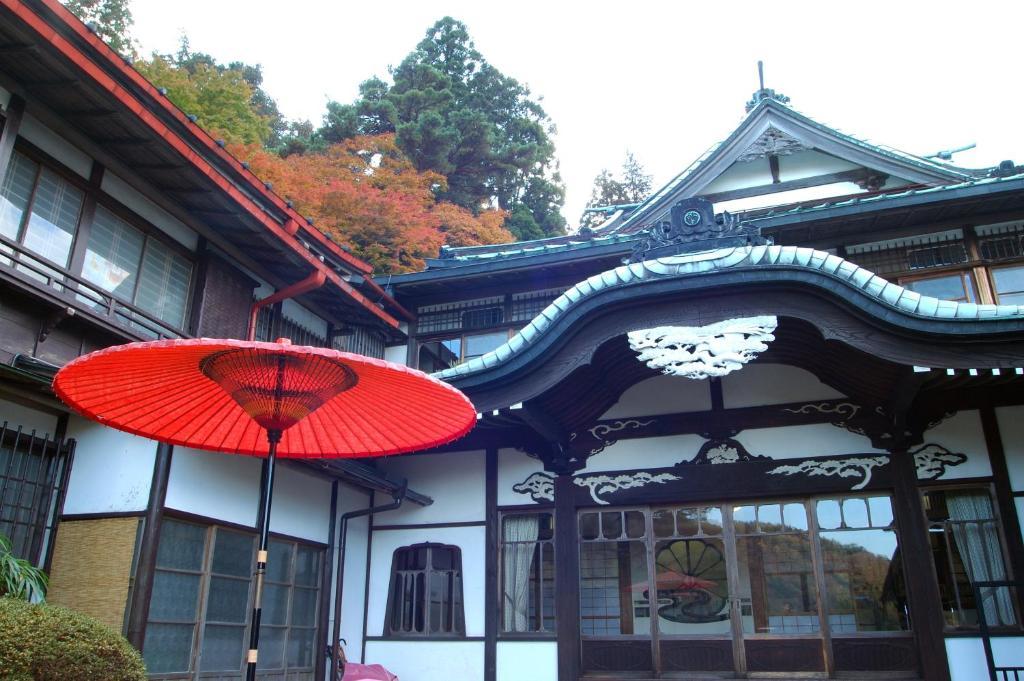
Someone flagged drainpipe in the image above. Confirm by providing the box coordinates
[330,483,407,680]
[247,269,327,341]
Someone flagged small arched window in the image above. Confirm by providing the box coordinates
[384,542,465,637]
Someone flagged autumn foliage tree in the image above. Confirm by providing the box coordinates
[234,135,512,272]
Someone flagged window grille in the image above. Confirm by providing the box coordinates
[846,230,966,275]
[511,288,565,322]
[979,224,1024,261]
[0,422,75,566]
[332,326,385,359]
[417,296,504,334]
[384,543,465,637]
[253,306,329,348]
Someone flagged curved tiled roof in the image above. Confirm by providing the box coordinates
[434,244,1024,381]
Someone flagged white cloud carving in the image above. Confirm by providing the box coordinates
[767,456,889,490]
[628,316,777,379]
[512,470,681,505]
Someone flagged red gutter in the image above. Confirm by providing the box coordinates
[32,0,372,276]
[4,0,399,329]
[361,276,415,322]
[247,270,327,341]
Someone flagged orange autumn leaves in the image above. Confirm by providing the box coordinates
[232,135,513,273]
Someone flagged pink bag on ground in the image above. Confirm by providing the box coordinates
[342,662,398,681]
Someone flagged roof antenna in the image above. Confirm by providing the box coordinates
[758,60,765,91]
[746,61,789,113]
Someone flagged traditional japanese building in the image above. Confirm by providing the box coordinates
[370,82,1024,681]
[3,2,1024,681]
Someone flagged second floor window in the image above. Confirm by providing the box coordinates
[384,543,465,637]
[902,271,976,303]
[992,265,1024,305]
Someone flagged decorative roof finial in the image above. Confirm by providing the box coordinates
[745,61,790,113]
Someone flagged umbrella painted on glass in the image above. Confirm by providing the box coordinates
[54,337,476,680]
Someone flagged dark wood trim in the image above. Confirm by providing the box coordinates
[125,441,172,652]
[497,503,555,512]
[497,633,558,641]
[360,490,375,664]
[890,449,951,681]
[554,474,580,681]
[701,168,875,204]
[60,510,146,521]
[66,161,105,278]
[372,520,486,531]
[980,407,1024,610]
[363,635,486,642]
[160,507,328,548]
[0,94,26,191]
[315,480,339,681]
[485,447,498,681]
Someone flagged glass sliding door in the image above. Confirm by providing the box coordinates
[576,494,915,677]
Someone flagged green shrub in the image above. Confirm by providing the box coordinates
[0,597,146,681]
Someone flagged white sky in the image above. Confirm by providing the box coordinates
[130,0,1024,227]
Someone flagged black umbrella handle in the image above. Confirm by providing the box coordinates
[245,428,280,681]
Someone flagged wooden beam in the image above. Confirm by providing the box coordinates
[553,474,581,681]
[0,93,25,184]
[702,168,873,203]
[484,448,498,681]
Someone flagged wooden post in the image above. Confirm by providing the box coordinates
[980,407,1024,611]
[554,474,580,681]
[889,449,951,681]
[0,94,25,183]
[126,442,173,651]
[484,448,498,681]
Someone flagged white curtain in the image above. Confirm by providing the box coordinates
[503,515,540,632]
[947,492,1016,627]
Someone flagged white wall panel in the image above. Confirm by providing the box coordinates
[601,374,710,418]
[923,410,991,480]
[946,636,1024,681]
[0,398,59,436]
[19,114,92,178]
[63,416,156,514]
[267,464,331,542]
[583,434,707,473]
[498,448,546,506]
[735,423,883,460]
[374,450,486,524]
[384,345,407,366]
[497,641,557,681]
[366,525,485,637]
[164,447,260,527]
[280,298,328,338]
[364,640,483,681]
[997,406,1024,491]
[722,363,844,409]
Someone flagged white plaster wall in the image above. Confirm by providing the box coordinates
[373,451,485,524]
[164,447,260,527]
[997,406,1024,491]
[384,345,407,366]
[735,423,883,460]
[582,434,707,473]
[63,416,156,514]
[722,363,844,409]
[0,398,59,436]
[18,113,92,179]
[100,171,199,250]
[281,298,328,339]
[922,410,992,480]
[497,641,557,681]
[498,448,546,506]
[363,640,483,681]
[946,637,1024,681]
[327,482,371,663]
[266,464,331,542]
[366,525,485,637]
[600,374,710,419]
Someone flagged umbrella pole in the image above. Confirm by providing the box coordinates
[245,428,281,681]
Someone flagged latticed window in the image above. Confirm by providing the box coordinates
[384,543,465,637]
[511,288,565,322]
[846,230,967,275]
[143,519,323,679]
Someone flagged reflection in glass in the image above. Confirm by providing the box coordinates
[821,528,908,632]
[579,540,650,635]
[816,500,842,530]
[736,529,819,634]
[842,498,869,528]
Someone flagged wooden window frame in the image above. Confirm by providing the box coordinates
[498,510,556,638]
[898,268,978,303]
[383,542,466,639]
[989,263,1024,305]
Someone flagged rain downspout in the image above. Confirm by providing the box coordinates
[247,269,328,341]
[330,483,407,680]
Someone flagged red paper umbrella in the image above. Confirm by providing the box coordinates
[54,337,475,680]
